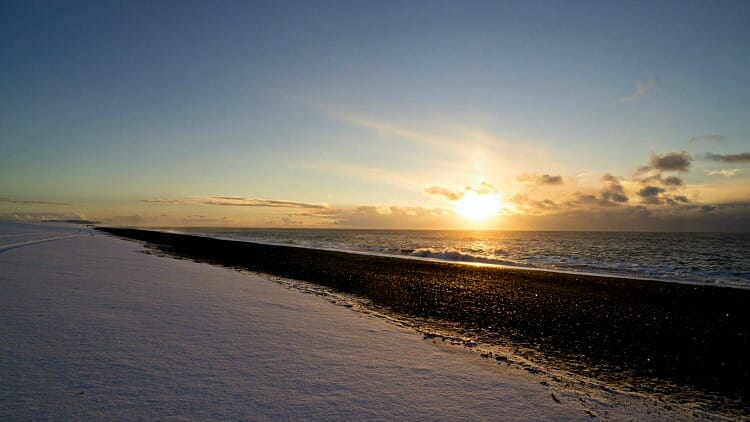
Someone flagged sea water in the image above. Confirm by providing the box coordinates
[178,228,750,288]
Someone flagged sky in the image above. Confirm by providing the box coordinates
[1,0,749,230]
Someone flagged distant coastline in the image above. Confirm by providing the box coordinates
[43,219,100,225]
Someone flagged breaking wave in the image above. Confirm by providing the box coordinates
[407,248,529,267]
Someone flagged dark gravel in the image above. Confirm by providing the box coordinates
[100,227,750,406]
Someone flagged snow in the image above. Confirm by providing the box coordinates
[0,222,707,420]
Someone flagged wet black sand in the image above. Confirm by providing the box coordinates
[100,228,750,408]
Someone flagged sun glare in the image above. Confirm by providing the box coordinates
[454,192,503,221]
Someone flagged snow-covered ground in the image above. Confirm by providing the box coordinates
[0,222,710,420]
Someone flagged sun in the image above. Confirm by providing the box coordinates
[454,192,503,221]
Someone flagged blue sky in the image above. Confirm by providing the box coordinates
[1,1,749,229]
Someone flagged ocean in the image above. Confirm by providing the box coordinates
[176,228,750,288]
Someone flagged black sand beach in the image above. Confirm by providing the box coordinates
[100,228,750,409]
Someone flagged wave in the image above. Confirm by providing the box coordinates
[407,248,531,267]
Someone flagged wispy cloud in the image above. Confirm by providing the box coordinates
[689,134,725,144]
[634,173,684,187]
[320,105,512,162]
[517,173,564,185]
[325,205,452,228]
[620,76,658,102]
[323,107,454,151]
[705,152,750,163]
[140,199,185,204]
[305,160,430,191]
[465,182,498,194]
[510,194,559,215]
[203,196,328,209]
[424,182,498,201]
[706,168,742,177]
[424,186,464,201]
[277,204,453,228]
[0,197,70,205]
[317,103,562,188]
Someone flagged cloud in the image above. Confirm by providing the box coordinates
[696,202,750,213]
[633,174,683,187]
[705,152,750,163]
[291,204,453,228]
[509,194,559,215]
[636,186,690,206]
[319,105,533,165]
[465,182,497,195]
[305,161,426,191]
[706,168,742,177]
[648,152,692,172]
[517,173,564,185]
[512,174,631,213]
[662,176,683,186]
[140,199,185,204]
[425,182,498,201]
[202,196,328,209]
[0,197,70,206]
[689,134,725,144]
[638,186,665,204]
[424,186,464,201]
[269,216,305,226]
[503,202,749,232]
[664,195,690,206]
[570,193,599,205]
[638,186,664,197]
[514,174,631,213]
[332,205,452,228]
[322,108,456,152]
[630,152,692,205]
[620,77,658,102]
[630,152,691,203]
[599,174,629,205]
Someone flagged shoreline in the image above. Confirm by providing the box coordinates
[160,228,750,290]
[158,227,750,289]
[100,227,750,410]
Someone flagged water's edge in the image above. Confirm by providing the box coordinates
[163,227,750,288]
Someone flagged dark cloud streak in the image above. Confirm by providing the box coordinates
[0,197,70,206]
[140,199,185,204]
[705,152,750,163]
[517,174,564,185]
[648,152,692,172]
[203,197,328,209]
